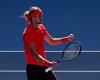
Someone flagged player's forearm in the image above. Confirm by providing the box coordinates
[31,49,53,66]
[31,49,45,63]
[28,43,51,65]
[29,44,45,63]
[45,33,74,46]
[50,34,74,46]
[51,37,69,45]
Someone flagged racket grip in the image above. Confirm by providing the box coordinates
[45,60,61,72]
[45,67,53,72]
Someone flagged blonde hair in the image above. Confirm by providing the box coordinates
[22,6,42,18]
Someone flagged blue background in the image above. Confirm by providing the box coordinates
[0,0,100,50]
[0,0,100,80]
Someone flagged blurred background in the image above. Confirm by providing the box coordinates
[0,0,100,80]
[0,0,100,51]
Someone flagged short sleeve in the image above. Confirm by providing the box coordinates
[23,28,34,47]
[23,33,31,46]
[40,24,47,36]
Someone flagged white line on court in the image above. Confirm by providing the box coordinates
[0,50,100,53]
[54,70,100,73]
[0,51,99,73]
[0,70,100,73]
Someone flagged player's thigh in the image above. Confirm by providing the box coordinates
[26,65,44,80]
[26,70,44,80]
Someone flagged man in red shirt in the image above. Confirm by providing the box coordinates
[23,6,74,80]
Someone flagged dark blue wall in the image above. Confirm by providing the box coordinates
[0,0,100,50]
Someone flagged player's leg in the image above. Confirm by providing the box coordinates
[26,64,44,80]
[44,70,57,80]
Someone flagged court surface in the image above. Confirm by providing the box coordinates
[0,51,100,80]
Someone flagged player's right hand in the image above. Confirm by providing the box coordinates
[48,61,57,67]
[44,60,57,67]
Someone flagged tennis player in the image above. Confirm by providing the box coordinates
[22,6,74,80]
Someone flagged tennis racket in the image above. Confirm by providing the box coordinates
[45,41,82,72]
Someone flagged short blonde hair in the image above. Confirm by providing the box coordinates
[22,6,42,18]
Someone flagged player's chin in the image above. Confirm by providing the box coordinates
[38,21,42,24]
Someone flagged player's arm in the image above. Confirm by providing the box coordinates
[23,33,48,65]
[28,42,45,63]
[28,43,56,66]
[44,31,74,46]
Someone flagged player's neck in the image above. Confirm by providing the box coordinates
[30,23,39,28]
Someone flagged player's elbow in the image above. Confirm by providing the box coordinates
[49,42,56,46]
[48,40,57,46]
[45,36,57,46]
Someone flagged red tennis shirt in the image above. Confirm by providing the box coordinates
[23,24,47,66]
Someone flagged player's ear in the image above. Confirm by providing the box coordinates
[29,17,32,23]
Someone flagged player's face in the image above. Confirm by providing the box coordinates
[31,13,43,25]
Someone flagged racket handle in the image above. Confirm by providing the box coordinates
[45,59,62,72]
[45,67,53,72]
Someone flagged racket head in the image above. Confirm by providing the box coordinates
[61,41,82,61]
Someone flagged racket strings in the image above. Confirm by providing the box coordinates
[63,44,80,60]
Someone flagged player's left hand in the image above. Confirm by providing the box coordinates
[67,34,75,41]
